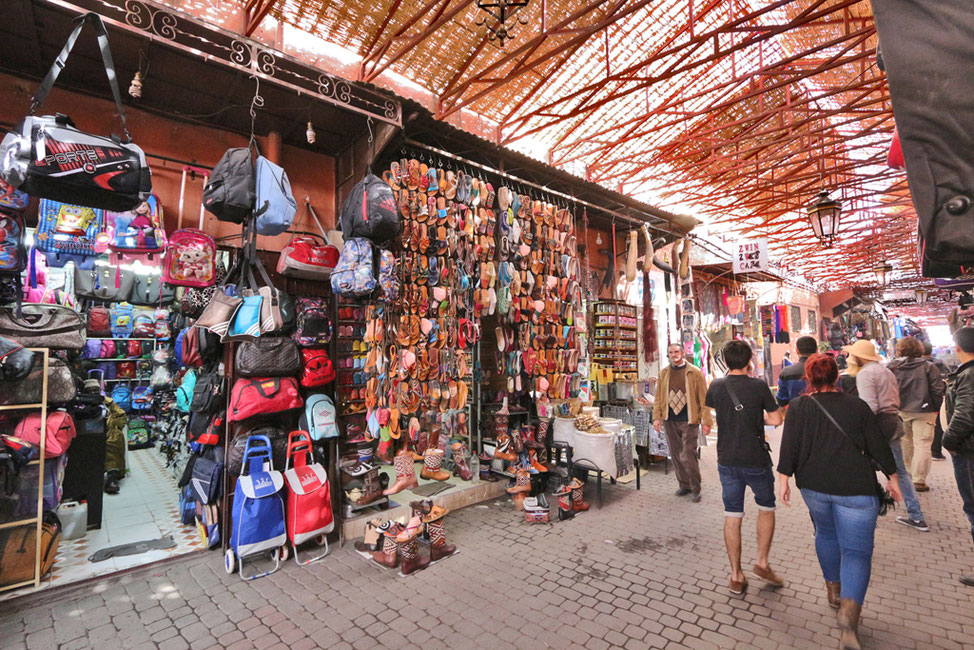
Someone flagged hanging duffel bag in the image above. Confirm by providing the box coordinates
[235,337,301,377]
[14,411,76,458]
[0,303,85,350]
[277,235,339,280]
[203,148,255,223]
[227,425,288,476]
[254,155,296,236]
[228,377,303,422]
[0,14,151,211]
[0,358,76,406]
[0,335,37,382]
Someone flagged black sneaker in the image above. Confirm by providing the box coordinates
[895,516,929,532]
[675,488,692,496]
[931,455,947,462]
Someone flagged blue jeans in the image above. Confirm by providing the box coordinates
[952,455,974,534]
[801,488,879,604]
[717,464,776,517]
[889,439,925,522]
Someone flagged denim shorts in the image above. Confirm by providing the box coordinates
[718,464,776,517]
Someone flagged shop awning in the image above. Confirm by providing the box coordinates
[691,262,785,284]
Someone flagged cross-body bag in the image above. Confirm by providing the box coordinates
[809,395,896,516]
[723,378,771,453]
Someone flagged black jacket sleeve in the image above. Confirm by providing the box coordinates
[927,362,946,409]
[860,404,897,476]
[944,372,974,452]
[776,397,802,476]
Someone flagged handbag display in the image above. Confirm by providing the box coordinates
[0,304,85,350]
[235,337,301,377]
[228,377,303,422]
[0,335,37,382]
[0,14,150,211]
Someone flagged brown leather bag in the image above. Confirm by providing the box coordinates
[0,518,60,586]
[0,304,85,350]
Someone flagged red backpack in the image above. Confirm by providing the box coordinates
[299,349,335,388]
[87,306,111,337]
[15,411,76,458]
[228,377,303,422]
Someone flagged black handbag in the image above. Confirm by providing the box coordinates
[0,14,150,211]
[227,425,286,476]
[0,335,37,382]
[234,336,301,377]
[203,148,255,223]
[131,272,175,306]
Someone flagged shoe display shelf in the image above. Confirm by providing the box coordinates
[591,300,638,380]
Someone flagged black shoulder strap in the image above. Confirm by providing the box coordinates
[30,13,131,142]
[809,394,866,456]
[723,378,744,412]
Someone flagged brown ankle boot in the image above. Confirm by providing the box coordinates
[426,514,456,561]
[555,486,574,521]
[837,599,862,650]
[494,432,517,462]
[506,468,532,495]
[382,449,419,495]
[571,484,590,512]
[528,449,548,473]
[450,442,473,480]
[397,536,429,575]
[826,581,841,610]
[371,533,398,568]
[420,449,451,481]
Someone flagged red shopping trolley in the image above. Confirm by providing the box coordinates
[283,430,334,565]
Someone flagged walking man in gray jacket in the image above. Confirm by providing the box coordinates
[845,340,929,531]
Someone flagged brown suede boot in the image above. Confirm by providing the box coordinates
[837,599,862,650]
[382,449,419,495]
[450,442,473,480]
[826,581,841,610]
[420,448,451,481]
[411,427,429,462]
[569,478,590,511]
[397,536,429,575]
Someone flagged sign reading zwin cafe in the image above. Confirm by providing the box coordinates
[733,239,769,274]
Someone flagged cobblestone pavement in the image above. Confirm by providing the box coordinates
[2,427,973,650]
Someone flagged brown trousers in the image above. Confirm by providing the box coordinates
[664,420,701,492]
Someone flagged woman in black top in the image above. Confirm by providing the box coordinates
[777,354,900,650]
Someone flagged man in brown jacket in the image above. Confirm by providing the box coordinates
[654,343,713,502]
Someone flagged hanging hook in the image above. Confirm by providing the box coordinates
[248,75,264,150]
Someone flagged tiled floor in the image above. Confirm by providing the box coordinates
[0,446,200,601]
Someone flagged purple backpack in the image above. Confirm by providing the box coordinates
[290,297,332,347]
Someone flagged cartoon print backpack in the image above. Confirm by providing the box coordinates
[163,229,216,287]
[132,309,155,338]
[132,386,153,411]
[0,180,29,213]
[330,238,375,296]
[0,210,26,273]
[110,303,134,338]
[35,199,104,266]
[154,308,171,340]
[126,417,151,449]
[290,297,332,347]
[111,383,132,412]
[106,194,166,253]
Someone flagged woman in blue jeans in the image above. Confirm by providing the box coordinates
[777,354,901,650]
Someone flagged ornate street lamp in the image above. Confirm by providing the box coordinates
[915,288,928,304]
[873,260,893,287]
[475,0,530,47]
[806,191,842,247]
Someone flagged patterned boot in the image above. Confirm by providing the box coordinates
[570,478,590,512]
[494,432,517,462]
[382,449,419,496]
[425,507,456,561]
[421,448,451,481]
[450,442,473,480]
[506,467,532,495]
[371,529,399,568]
[397,536,430,575]
[479,452,497,482]
[536,418,551,462]
[555,485,574,521]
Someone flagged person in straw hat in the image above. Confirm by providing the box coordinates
[844,339,928,533]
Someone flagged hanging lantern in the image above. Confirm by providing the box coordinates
[128,71,143,99]
[306,121,316,144]
[914,288,928,304]
[475,0,530,47]
[806,191,841,247]
[873,260,893,286]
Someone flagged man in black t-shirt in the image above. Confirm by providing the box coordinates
[705,340,784,596]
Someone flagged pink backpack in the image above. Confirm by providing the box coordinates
[15,411,76,458]
[163,228,216,288]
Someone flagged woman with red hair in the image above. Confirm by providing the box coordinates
[777,354,901,650]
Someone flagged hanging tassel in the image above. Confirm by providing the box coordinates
[642,270,657,363]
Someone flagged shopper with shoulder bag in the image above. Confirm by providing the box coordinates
[942,327,974,588]
[777,354,900,649]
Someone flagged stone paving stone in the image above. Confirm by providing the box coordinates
[2,429,973,649]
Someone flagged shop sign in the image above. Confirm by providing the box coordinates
[733,239,769,274]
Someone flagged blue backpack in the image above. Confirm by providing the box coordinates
[299,393,338,440]
[35,199,104,267]
[176,370,196,413]
[111,384,132,411]
[330,238,375,296]
[132,386,153,411]
[254,156,296,236]
[179,485,196,525]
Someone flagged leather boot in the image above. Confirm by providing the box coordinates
[397,536,429,575]
[479,452,497,481]
[426,516,456,561]
[570,478,590,512]
[412,427,429,462]
[494,432,517,462]
[510,428,525,453]
[555,485,574,521]
[421,449,451,481]
[357,467,384,505]
[837,599,862,650]
[506,468,532,495]
[524,425,544,450]
[450,442,473,480]
[376,438,394,464]
[536,419,550,447]
[528,449,548,473]
[826,581,841,610]
[382,449,419,495]
[409,499,433,520]
[494,411,509,440]
[371,532,399,568]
